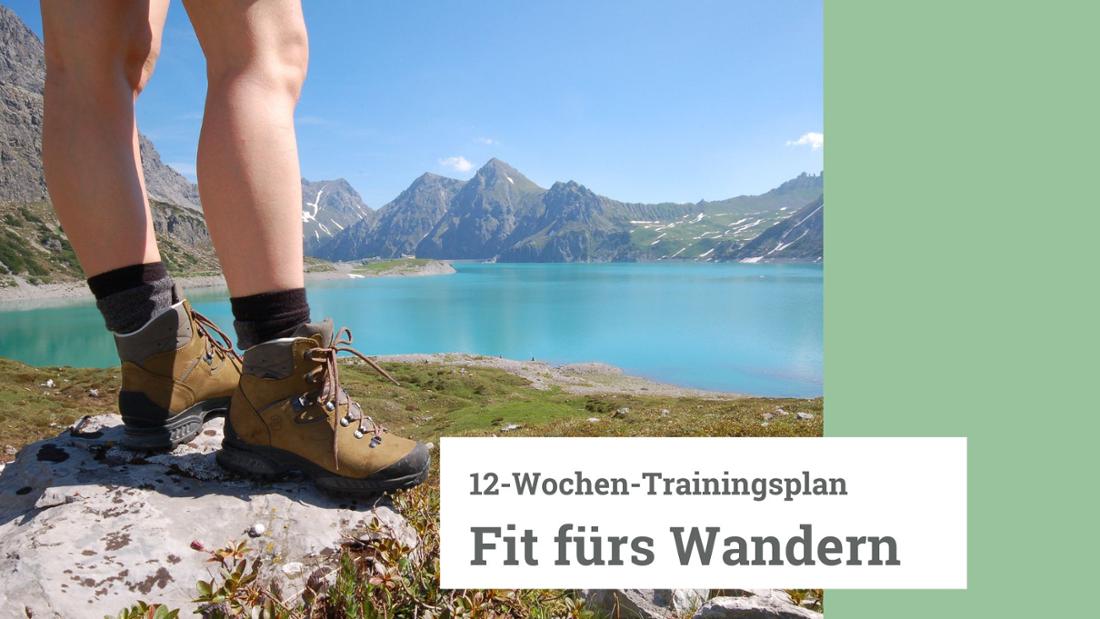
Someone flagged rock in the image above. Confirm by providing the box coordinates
[42,378,55,388]
[0,415,419,616]
[500,423,523,432]
[761,412,775,421]
[775,407,790,416]
[586,589,708,619]
[660,408,671,417]
[248,523,266,537]
[587,417,601,423]
[281,562,304,577]
[692,590,821,619]
[796,412,814,421]
[3,444,16,456]
[88,388,100,398]
[613,407,631,419]
[68,415,108,438]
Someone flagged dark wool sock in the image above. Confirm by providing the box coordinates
[230,288,311,349]
[87,262,178,334]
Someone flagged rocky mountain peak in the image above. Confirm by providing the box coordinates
[0,4,45,93]
[300,177,374,252]
[771,171,824,195]
[547,179,591,196]
[471,158,542,192]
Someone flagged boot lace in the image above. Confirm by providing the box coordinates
[192,309,241,364]
[304,327,399,469]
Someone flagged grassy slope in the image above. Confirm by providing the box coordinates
[304,256,338,273]
[0,201,82,286]
[630,181,824,261]
[0,357,822,617]
[350,258,435,275]
[0,357,821,454]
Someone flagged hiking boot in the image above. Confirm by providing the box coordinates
[115,294,241,450]
[218,320,429,495]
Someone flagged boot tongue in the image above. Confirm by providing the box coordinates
[292,319,334,347]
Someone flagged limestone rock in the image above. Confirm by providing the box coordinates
[692,590,821,619]
[585,589,709,618]
[0,415,419,616]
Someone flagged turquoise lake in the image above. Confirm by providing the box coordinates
[0,263,822,397]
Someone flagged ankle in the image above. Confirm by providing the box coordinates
[87,262,177,334]
[230,288,311,349]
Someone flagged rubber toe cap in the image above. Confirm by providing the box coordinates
[375,441,430,480]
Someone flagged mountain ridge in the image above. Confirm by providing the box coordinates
[300,177,375,253]
[315,160,823,263]
[716,195,824,263]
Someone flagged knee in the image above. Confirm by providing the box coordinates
[125,40,160,95]
[44,30,160,97]
[205,25,309,102]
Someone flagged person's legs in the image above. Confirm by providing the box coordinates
[40,0,241,449]
[182,1,310,344]
[40,0,167,279]
[41,0,180,334]
[185,1,428,489]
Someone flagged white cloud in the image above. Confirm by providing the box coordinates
[474,137,497,145]
[787,132,824,150]
[439,156,474,172]
[167,161,197,180]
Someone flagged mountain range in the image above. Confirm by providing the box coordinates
[0,4,821,287]
[315,159,823,264]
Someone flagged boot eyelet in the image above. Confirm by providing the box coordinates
[339,416,350,427]
[325,401,336,412]
[353,429,365,439]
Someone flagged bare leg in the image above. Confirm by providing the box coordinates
[182,0,309,298]
[40,0,169,277]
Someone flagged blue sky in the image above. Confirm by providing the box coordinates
[8,0,821,207]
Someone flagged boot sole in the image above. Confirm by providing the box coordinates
[216,426,430,497]
[120,395,231,451]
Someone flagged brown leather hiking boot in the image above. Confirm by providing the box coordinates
[218,321,430,495]
[115,296,241,450]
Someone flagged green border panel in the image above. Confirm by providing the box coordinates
[825,1,1098,616]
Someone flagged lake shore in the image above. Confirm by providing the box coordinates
[375,352,743,399]
[0,259,455,309]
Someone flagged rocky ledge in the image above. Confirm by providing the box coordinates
[0,415,418,617]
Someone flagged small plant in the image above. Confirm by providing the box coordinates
[107,602,180,619]
[193,540,291,618]
[786,588,824,612]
